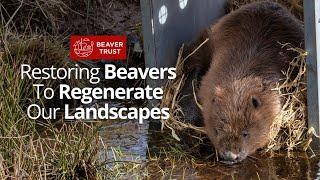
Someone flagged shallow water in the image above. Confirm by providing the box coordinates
[98,119,320,179]
[98,119,148,162]
[186,152,320,180]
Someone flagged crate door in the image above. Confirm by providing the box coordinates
[141,0,226,87]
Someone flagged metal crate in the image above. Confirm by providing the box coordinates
[141,0,320,146]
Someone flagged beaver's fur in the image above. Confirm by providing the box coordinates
[186,1,304,164]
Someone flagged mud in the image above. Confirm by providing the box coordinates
[6,0,314,179]
[191,152,320,179]
[93,98,318,179]
[98,119,148,162]
[58,0,141,35]
[98,117,320,179]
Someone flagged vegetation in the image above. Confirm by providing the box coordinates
[0,0,314,179]
[0,0,146,178]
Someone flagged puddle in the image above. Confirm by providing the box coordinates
[190,152,320,180]
[97,114,320,179]
[98,119,148,162]
[144,150,320,179]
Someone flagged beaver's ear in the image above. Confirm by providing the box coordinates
[253,77,268,92]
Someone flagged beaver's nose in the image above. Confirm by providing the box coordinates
[222,151,238,161]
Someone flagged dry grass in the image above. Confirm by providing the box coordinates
[0,0,71,33]
[160,32,312,155]
[267,44,311,152]
[0,1,147,179]
[0,26,99,178]
[225,0,313,153]
[0,29,149,179]
[160,41,208,141]
[146,128,217,179]
[0,122,99,179]
[0,0,313,178]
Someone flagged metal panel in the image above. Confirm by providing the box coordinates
[141,0,156,88]
[304,0,320,146]
[141,0,226,128]
[141,0,226,88]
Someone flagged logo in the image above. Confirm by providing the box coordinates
[73,38,94,58]
[70,36,127,61]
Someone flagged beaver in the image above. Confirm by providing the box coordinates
[185,1,304,164]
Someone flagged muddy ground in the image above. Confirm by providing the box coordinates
[3,0,319,179]
[2,0,141,34]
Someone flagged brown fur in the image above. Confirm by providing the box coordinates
[191,1,304,163]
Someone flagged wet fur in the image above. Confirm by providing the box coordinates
[186,1,304,162]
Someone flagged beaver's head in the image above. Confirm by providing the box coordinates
[199,76,281,164]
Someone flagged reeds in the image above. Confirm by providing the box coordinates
[0,27,101,178]
[267,44,311,153]
[160,38,312,154]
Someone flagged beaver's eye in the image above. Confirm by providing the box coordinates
[211,97,215,103]
[242,131,249,138]
[215,128,223,135]
[251,97,261,108]
[221,118,227,123]
[215,129,219,135]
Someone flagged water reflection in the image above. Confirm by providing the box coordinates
[147,152,320,180]
[196,152,319,180]
[98,119,148,162]
[97,119,320,179]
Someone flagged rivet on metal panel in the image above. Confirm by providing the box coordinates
[158,5,168,24]
[179,0,188,9]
